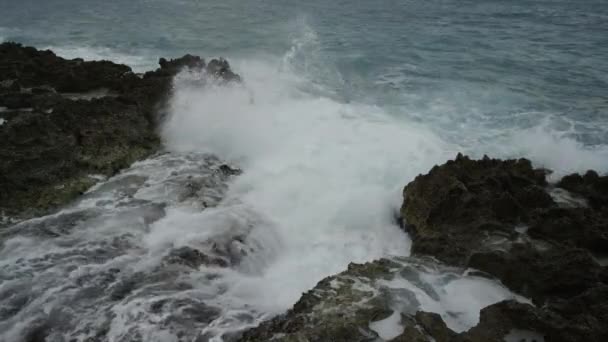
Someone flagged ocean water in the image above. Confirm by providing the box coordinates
[1,0,607,341]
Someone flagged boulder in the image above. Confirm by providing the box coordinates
[401,154,554,266]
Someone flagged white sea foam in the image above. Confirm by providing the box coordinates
[370,310,404,340]
[159,23,608,338]
[2,20,607,342]
[498,123,608,178]
[162,58,454,318]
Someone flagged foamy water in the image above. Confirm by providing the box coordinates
[2,6,608,340]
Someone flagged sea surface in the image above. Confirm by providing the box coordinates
[1,0,607,341]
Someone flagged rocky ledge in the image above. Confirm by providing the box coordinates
[239,155,608,342]
[0,42,239,220]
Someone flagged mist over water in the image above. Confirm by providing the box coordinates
[2,0,608,340]
[160,47,435,324]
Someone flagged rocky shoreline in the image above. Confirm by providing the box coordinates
[0,42,239,222]
[1,44,607,341]
[239,155,608,342]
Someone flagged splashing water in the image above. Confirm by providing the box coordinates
[2,15,608,342]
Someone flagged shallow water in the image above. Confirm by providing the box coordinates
[1,0,607,341]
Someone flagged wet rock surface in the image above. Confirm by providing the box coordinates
[240,155,608,342]
[3,43,607,342]
[400,153,554,267]
[0,42,239,220]
[399,154,608,341]
[557,170,608,210]
[0,153,247,342]
[238,257,524,342]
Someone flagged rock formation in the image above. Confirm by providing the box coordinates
[0,42,239,220]
[239,154,608,342]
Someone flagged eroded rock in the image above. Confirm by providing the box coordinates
[0,42,240,219]
[401,154,553,265]
[237,257,523,342]
[400,154,607,302]
[399,154,608,341]
[239,155,608,342]
[557,170,608,209]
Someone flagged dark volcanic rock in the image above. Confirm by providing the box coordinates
[0,42,240,219]
[238,155,608,342]
[557,170,608,209]
[454,300,550,342]
[400,154,608,303]
[528,207,608,253]
[207,58,241,82]
[237,258,409,342]
[239,150,608,341]
[158,54,205,75]
[398,153,608,341]
[237,257,608,342]
[400,153,554,266]
[0,43,133,92]
[456,286,608,342]
[468,244,604,303]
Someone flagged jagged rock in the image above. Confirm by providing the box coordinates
[528,207,608,254]
[0,43,133,92]
[456,286,608,342]
[207,58,241,82]
[545,284,608,341]
[0,42,240,219]
[238,258,607,342]
[218,164,242,176]
[159,54,205,73]
[401,154,554,266]
[557,170,608,209]
[400,154,608,303]
[454,300,549,342]
[389,311,458,342]
[468,244,605,304]
[237,259,405,342]
[164,246,229,269]
[239,155,608,342]
[238,257,520,342]
[399,154,608,341]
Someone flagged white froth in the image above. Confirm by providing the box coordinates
[499,123,608,178]
[369,310,404,340]
[162,57,457,317]
[2,21,607,342]
[380,268,529,333]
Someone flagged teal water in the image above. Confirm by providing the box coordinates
[2,0,607,163]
